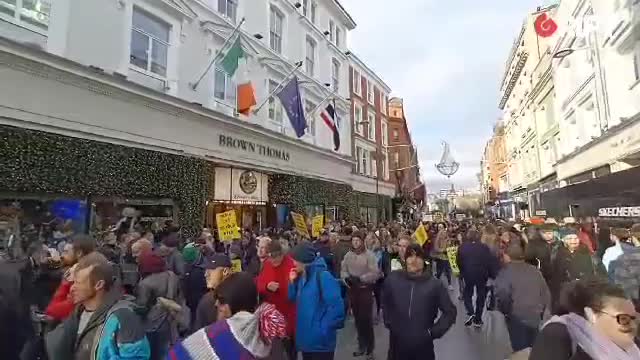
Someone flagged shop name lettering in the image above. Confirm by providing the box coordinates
[599,207,640,217]
[219,135,290,161]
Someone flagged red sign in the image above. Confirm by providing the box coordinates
[534,13,558,38]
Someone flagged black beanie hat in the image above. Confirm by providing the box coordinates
[290,243,317,264]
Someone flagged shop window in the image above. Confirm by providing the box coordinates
[91,198,176,235]
[325,206,338,223]
[0,195,88,253]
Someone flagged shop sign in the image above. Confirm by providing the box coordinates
[291,212,310,238]
[311,215,324,238]
[598,206,640,218]
[219,135,291,162]
[455,213,466,221]
[535,210,547,216]
[214,168,269,203]
[216,210,240,242]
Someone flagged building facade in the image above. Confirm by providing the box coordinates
[0,0,401,237]
[387,97,424,219]
[348,53,394,223]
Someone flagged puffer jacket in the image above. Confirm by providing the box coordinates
[45,288,150,360]
[287,257,344,353]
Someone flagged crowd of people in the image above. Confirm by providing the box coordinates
[0,215,639,360]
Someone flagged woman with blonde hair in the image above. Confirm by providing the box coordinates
[431,226,453,291]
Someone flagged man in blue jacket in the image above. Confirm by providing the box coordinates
[288,243,345,360]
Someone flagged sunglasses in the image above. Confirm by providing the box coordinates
[599,311,638,326]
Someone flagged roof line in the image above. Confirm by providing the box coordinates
[332,0,357,29]
[348,51,392,93]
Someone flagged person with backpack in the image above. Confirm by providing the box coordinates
[135,251,188,360]
[383,244,456,360]
[288,242,345,360]
[45,252,150,360]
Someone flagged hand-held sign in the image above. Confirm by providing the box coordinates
[534,13,558,38]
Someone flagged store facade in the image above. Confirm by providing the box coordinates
[0,39,377,240]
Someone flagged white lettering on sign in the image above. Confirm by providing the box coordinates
[598,207,640,218]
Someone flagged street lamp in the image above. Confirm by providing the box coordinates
[552,47,589,59]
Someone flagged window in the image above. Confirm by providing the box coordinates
[331,59,340,91]
[634,41,640,82]
[393,152,399,169]
[371,156,378,178]
[305,37,316,76]
[329,20,335,42]
[381,94,387,114]
[367,113,375,140]
[362,149,369,175]
[218,0,237,21]
[356,147,363,174]
[393,129,399,141]
[335,27,341,48]
[367,80,374,104]
[381,155,388,180]
[214,68,237,104]
[269,7,284,54]
[0,0,51,31]
[304,100,317,136]
[302,0,316,22]
[130,8,170,77]
[268,80,284,123]
[381,122,388,146]
[352,70,361,95]
[354,104,363,135]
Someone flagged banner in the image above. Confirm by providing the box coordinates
[216,210,240,242]
[414,224,428,246]
[447,246,460,276]
[231,259,242,273]
[312,215,324,238]
[456,213,466,221]
[291,212,310,238]
[422,214,433,222]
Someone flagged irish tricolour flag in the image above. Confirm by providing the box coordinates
[220,37,256,116]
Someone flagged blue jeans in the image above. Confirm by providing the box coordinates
[506,317,538,352]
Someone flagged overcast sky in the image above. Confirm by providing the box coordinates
[342,0,551,192]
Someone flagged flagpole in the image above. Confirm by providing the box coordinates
[191,17,246,90]
[253,61,303,114]
[309,88,338,116]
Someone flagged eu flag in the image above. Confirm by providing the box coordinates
[276,76,306,138]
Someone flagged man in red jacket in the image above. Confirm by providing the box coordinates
[45,234,95,321]
[256,240,297,359]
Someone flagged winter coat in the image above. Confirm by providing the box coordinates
[256,255,297,337]
[613,246,640,305]
[340,249,380,285]
[45,278,74,321]
[161,248,185,278]
[332,238,352,276]
[495,261,551,328]
[457,241,498,283]
[525,238,561,285]
[287,257,345,353]
[45,288,150,360]
[431,231,449,260]
[530,322,595,360]
[136,270,184,337]
[382,271,456,350]
[183,256,208,320]
[193,291,217,332]
[314,241,337,277]
[549,245,607,301]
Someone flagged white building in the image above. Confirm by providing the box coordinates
[0,0,401,232]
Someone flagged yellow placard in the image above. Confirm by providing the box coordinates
[447,246,460,276]
[312,215,324,238]
[291,212,310,238]
[231,259,242,273]
[414,224,428,246]
[216,210,240,242]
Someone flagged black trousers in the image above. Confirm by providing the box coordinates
[302,352,334,360]
[463,278,488,319]
[349,285,375,353]
[434,258,452,284]
[387,333,435,360]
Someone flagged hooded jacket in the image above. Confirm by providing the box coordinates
[382,270,456,349]
[287,257,345,353]
[256,255,297,337]
[45,288,150,360]
[495,261,551,328]
[550,245,607,298]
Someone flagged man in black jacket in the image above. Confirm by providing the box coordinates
[382,244,456,360]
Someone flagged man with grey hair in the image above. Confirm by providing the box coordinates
[495,239,551,353]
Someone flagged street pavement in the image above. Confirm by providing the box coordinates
[335,278,513,360]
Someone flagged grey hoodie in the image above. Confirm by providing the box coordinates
[495,261,551,327]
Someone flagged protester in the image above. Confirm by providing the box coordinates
[612,237,640,310]
[495,239,551,352]
[314,230,337,277]
[45,252,150,360]
[247,236,272,277]
[530,279,640,360]
[549,227,607,311]
[136,251,186,360]
[193,253,233,331]
[45,234,96,322]
[603,228,633,273]
[383,244,456,360]
[341,232,380,359]
[431,227,453,290]
[168,272,286,360]
[158,233,185,278]
[288,242,345,360]
[256,240,297,360]
[457,229,497,328]
[525,223,560,285]
[391,236,411,271]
